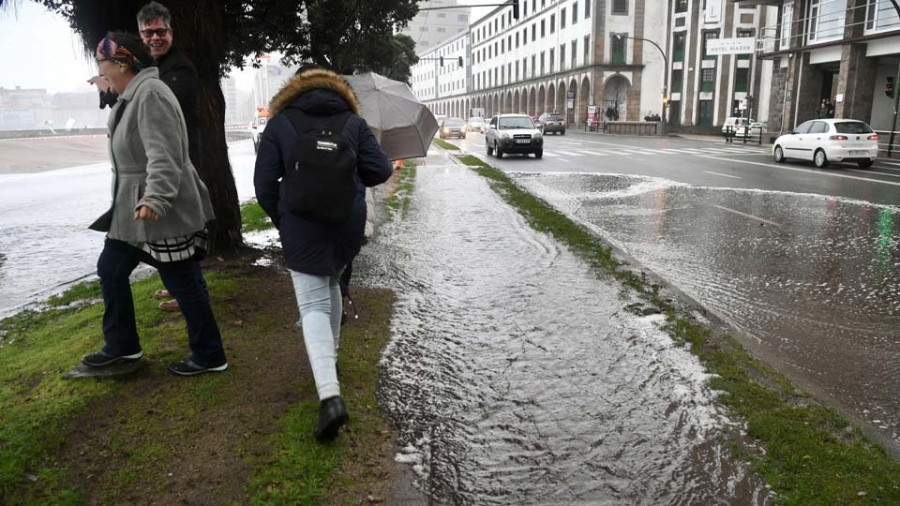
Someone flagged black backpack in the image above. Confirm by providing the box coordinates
[283,109,358,224]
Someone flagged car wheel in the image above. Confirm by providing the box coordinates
[814,149,829,168]
[773,145,785,163]
[561,129,566,136]
[462,133,466,139]
[858,160,874,169]
[534,150,543,159]
[487,142,494,156]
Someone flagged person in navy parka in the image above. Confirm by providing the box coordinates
[254,66,393,441]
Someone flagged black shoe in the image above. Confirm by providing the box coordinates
[314,396,349,441]
[167,358,228,376]
[82,350,143,368]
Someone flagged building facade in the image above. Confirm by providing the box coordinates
[411,0,784,130]
[753,0,900,135]
[401,0,472,54]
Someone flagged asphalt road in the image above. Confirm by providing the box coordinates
[448,130,900,207]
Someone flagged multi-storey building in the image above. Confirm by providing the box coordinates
[401,0,472,54]
[411,30,471,118]
[664,1,777,128]
[751,0,900,135]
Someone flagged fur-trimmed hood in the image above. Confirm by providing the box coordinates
[268,68,360,117]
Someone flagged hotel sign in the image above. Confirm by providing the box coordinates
[706,38,756,56]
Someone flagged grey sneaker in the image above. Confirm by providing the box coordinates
[81,350,143,368]
[167,358,228,376]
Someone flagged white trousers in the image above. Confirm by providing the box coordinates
[289,270,342,400]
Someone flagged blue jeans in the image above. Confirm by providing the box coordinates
[290,270,343,400]
[97,238,226,367]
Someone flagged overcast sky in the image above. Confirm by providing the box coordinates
[0,1,497,94]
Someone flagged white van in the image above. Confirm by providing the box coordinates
[721,117,754,137]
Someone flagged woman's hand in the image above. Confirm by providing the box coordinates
[134,206,160,221]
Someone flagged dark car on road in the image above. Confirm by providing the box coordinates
[439,118,466,139]
[537,113,566,135]
[485,114,543,159]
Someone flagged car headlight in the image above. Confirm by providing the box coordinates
[501,132,511,139]
[534,131,542,138]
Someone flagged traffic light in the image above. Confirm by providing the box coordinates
[458,56,463,67]
[512,1,520,19]
[440,56,444,67]
[886,76,894,98]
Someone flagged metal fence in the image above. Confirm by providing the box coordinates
[873,130,900,157]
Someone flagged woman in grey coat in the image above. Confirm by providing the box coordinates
[82,31,227,376]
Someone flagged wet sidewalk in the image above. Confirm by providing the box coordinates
[357,148,771,504]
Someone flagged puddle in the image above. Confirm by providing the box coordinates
[355,158,770,503]
[513,172,900,453]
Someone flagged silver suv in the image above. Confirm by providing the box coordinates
[485,114,543,159]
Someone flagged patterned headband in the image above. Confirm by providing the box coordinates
[97,36,146,71]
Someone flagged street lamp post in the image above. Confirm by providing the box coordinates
[616,34,669,124]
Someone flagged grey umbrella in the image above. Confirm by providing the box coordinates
[343,72,438,161]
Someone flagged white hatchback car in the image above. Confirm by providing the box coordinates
[773,119,878,168]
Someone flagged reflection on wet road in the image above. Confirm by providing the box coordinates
[357,156,770,503]
[513,172,900,454]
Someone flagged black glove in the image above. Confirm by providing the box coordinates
[99,90,119,109]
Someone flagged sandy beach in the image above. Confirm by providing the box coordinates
[0,136,108,174]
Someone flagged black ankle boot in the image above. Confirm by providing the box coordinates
[314,396,349,441]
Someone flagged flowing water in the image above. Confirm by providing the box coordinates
[356,154,771,504]
[512,172,900,454]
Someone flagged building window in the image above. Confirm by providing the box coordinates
[437,13,446,18]
[676,0,688,13]
[571,40,577,67]
[532,22,537,41]
[613,0,628,15]
[523,58,528,78]
[561,8,567,29]
[550,48,555,71]
[459,14,468,22]
[560,44,566,70]
[702,30,719,60]
[584,35,590,62]
[611,34,626,64]
[586,0,591,17]
[541,19,546,37]
[781,3,793,49]
[516,32,520,47]
[516,61,520,80]
[541,51,545,74]
[737,29,753,60]
[573,2,578,23]
[501,39,505,53]
[734,67,750,92]
[671,69,683,93]
[809,0,847,43]
[437,27,446,33]
[551,14,556,33]
[673,32,686,62]
[701,68,716,92]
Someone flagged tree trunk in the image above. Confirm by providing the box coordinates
[171,0,243,254]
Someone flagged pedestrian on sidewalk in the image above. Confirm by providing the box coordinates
[254,65,393,441]
[88,1,204,313]
[82,31,227,376]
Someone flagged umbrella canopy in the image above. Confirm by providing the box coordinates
[343,72,438,161]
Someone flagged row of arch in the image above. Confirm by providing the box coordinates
[429,74,634,125]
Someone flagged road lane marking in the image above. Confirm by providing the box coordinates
[564,152,584,156]
[704,171,742,179]
[542,152,561,157]
[713,205,782,227]
[882,161,900,167]
[696,155,900,187]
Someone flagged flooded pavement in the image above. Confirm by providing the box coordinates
[511,172,900,455]
[0,140,259,318]
[355,152,771,503]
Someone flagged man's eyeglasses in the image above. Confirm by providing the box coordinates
[95,58,112,63]
[140,28,170,38]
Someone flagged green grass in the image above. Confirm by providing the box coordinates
[458,154,900,504]
[432,138,460,150]
[387,161,417,219]
[0,274,180,500]
[241,199,274,232]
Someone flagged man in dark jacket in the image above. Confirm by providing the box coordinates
[254,66,393,442]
